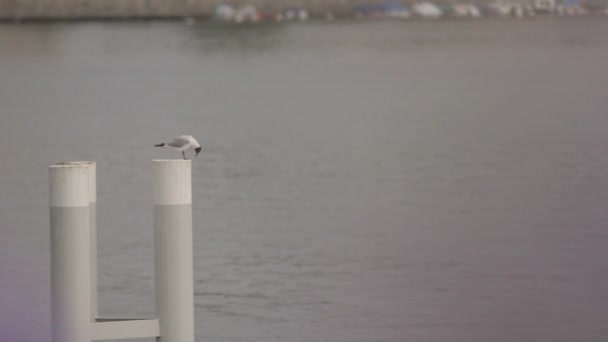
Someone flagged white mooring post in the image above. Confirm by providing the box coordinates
[60,161,97,321]
[154,159,195,342]
[49,163,92,342]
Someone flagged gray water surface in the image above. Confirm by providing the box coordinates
[1,19,608,342]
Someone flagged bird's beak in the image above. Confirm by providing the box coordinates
[195,147,202,156]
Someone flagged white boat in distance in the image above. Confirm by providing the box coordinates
[412,2,443,18]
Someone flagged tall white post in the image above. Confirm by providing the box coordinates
[61,161,97,321]
[154,160,194,342]
[49,163,92,342]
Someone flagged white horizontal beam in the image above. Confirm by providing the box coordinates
[91,318,159,340]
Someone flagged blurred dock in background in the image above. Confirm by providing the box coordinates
[1,0,349,20]
[1,0,607,21]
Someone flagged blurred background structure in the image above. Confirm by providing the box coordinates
[0,0,607,19]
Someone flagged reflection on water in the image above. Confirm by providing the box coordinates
[1,19,608,342]
[0,24,63,58]
[183,22,287,52]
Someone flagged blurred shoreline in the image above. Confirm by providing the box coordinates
[1,0,606,22]
[4,0,346,20]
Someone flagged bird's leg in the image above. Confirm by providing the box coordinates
[182,151,186,160]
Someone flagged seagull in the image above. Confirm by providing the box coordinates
[154,135,202,160]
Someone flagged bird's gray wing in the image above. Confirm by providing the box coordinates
[167,136,191,148]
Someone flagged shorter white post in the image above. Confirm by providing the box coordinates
[154,160,194,342]
[49,163,91,342]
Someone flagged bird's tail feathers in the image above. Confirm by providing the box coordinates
[154,143,165,147]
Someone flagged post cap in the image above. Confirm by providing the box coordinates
[153,160,192,205]
[56,161,96,202]
[49,163,90,207]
